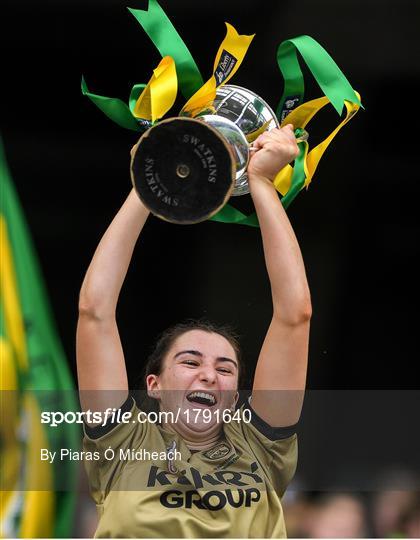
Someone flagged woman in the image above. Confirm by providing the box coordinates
[77,124,311,538]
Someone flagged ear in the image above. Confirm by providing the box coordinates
[146,374,161,400]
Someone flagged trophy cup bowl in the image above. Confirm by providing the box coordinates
[131,85,303,224]
[205,85,280,196]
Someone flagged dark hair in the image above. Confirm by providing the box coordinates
[143,319,244,387]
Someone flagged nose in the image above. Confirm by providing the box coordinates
[198,365,217,385]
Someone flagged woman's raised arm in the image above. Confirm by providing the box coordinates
[247,125,312,427]
[77,188,149,413]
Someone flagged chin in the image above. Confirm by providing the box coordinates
[177,402,224,433]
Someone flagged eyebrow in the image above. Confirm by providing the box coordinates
[174,350,238,369]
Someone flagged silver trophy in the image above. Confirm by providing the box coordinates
[131,85,307,223]
[181,84,281,196]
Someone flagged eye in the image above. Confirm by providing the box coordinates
[182,359,199,367]
[217,367,232,374]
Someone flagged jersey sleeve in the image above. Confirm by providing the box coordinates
[225,403,298,497]
[83,396,146,504]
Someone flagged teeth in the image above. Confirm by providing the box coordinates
[188,391,216,404]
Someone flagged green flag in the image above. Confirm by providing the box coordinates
[0,137,79,537]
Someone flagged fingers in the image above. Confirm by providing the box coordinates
[269,125,296,144]
[254,125,294,145]
[130,144,138,159]
[253,125,299,156]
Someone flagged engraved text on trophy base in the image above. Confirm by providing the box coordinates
[144,157,179,207]
[182,135,218,184]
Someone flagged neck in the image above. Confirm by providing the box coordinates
[163,421,223,451]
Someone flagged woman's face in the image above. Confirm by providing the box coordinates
[146,330,239,435]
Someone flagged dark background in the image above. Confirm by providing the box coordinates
[1,0,419,392]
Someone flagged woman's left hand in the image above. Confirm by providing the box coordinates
[247,125,299,185]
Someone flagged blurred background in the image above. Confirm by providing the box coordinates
[1,0,419,537]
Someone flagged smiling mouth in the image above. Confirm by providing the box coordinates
[186,391,217,406]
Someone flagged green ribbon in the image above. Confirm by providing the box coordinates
[276,35,362,121]
[210,203,259,227]
[279,139,307,209]
[128,0,203,100]
[81,76,143,132]
[82,0,203,130]
[129,83,148,114]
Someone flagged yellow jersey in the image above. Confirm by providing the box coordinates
[83,397,297,538]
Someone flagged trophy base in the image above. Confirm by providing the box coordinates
[131,117,236,224]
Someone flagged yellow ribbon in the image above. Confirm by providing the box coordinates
[274,93,361,195]
[133,55,178,122]
[0,337,21,535]
[20,394,55,538]
[182,23,254,116]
